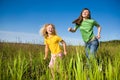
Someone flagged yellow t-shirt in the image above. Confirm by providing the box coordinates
[44,35,62,54]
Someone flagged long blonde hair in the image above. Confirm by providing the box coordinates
[40,24,57,38]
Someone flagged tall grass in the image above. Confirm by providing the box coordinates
[0,41,120,80]
[8,52,28,80]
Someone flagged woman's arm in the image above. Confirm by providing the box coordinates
[96,26,102,39]
[68,27,77,32]
[44,44,49,60]
[60,40,67,55]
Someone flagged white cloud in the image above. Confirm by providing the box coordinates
[0,31,84,45]
[0,31,43,44]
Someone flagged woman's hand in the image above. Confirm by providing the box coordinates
[68,27,72,32]
[96,26,101,39]
[96,34,101,39]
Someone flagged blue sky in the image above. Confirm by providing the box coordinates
[0,0,120,45]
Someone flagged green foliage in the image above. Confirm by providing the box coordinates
[0,41,120,80]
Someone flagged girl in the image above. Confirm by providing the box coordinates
[40,24,67,79]
[68,8,101,58]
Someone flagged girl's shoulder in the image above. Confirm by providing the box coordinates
[55,35,60,37]
[54,35,62,39]
[47,35,60,39]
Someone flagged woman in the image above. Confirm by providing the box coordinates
[68,8,101,58]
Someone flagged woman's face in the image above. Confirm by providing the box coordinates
[82,10,90,18]
[46,25,54,35]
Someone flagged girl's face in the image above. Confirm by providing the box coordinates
[46,25,54,35]
[82,10,90,18]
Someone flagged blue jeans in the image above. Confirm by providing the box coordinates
[85,38,99,58]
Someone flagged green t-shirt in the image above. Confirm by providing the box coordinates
[75,19,100,42]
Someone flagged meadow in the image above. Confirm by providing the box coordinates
[0,40,120,80]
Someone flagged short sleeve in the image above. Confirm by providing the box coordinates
[56,36,62,42]
[74,24,80,30]
[94,20,100,27]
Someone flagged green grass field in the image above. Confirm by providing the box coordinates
[0,40,120,80]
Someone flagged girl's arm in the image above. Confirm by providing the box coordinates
[44,44,49,60]
[60,40,67,55]
[96,26,101,39]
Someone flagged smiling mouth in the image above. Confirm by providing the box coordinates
[50,30,52,32]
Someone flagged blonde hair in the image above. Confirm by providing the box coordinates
[40,24,57,38]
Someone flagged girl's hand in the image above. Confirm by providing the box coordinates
[64,51,67,56]
[44,56,47,60]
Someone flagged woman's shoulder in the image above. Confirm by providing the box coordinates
[87,19,98,24]
[87,19,95,21]
[90,18,98,22]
